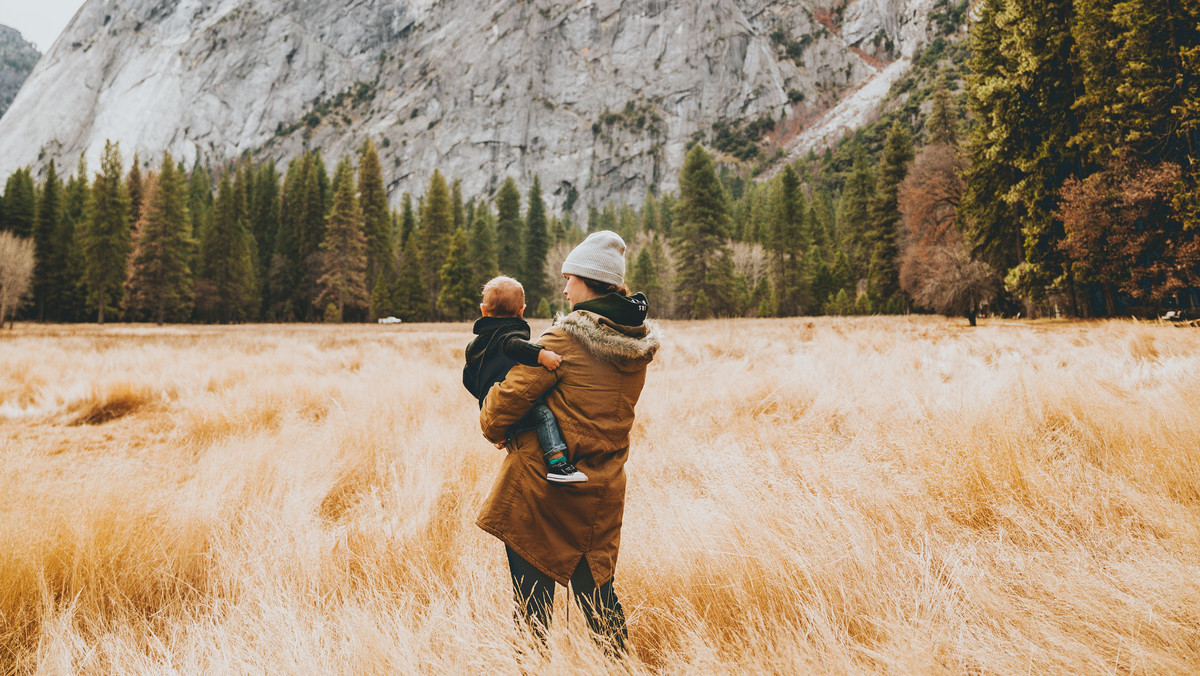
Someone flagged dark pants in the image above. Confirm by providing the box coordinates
[505,546,628,654]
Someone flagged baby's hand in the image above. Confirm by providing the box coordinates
[538,349,563,371]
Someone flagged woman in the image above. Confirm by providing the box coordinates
[476,230,659,652]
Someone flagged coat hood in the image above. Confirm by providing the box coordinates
[556,311,660,367]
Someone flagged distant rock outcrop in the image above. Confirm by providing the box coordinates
[0,0,938,212]
[0,26,40,121]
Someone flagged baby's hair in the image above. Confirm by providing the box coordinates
[481,276,526,317]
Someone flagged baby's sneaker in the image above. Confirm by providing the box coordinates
[547,461,588,483]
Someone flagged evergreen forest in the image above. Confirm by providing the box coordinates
[0,0,1196,324]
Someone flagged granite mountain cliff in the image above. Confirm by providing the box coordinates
[0,0,944,211]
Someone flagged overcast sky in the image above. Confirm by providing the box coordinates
[1,1,87,53]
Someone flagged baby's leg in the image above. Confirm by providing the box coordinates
[531,402,568,465]
[531,402,587,483]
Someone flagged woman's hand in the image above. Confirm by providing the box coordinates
[537,349,563,371]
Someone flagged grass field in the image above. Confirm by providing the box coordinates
[1,317,1198,674]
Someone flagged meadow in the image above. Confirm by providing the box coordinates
[1,317,1198,674]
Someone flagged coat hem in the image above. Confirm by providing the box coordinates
[476,519,579,588]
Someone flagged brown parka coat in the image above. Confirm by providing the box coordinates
[477,309,660,586]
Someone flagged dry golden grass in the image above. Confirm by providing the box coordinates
[1,317,1198,674]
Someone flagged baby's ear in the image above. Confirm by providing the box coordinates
[518,303,526,318]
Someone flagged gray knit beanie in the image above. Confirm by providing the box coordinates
[561,230,626,287]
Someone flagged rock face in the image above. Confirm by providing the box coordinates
[0,26,41,120]
[0,0,937,213]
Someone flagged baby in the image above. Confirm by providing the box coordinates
[462,276,586,483]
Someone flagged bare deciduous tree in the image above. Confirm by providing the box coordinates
[0,231,36,328]
[898,145,999,326]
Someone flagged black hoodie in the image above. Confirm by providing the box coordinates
[462,316,545,405]
[572,292,649,327]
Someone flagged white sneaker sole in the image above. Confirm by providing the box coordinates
[546,473,588,483]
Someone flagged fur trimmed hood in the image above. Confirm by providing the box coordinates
[556,311,660,366]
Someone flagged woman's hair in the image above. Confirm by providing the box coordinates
[578,276,630,297]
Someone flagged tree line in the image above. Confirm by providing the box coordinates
[0,139,585,325]
[1,0,1196,324]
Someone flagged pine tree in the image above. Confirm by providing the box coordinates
[398,192,416,250]
[963,0,1080,308]
[127,153,145,227]
[451,178,465,232]
[825,288,854,316]
[659,194,677,238]
[691,288,713,319]
[829,249,854,298]
[199,172,256,322]
[359,139,393,292]
[233,162,260,313]
[124,153,195,324]
[32,160,61,320]
[316,157,369,321]
[927,78,961,147]
[646,234,673,314]
[961,0,1023,275]
[674,144,735,317]
[809,246,834,313]
[438,227,476,320]
[732,274,752,316]
[369,264,399,320]
[82,141,132,323]
[811,189,837,260]
[641,195,659,234]
[751,276,773,317]
[299,152,330,319]
[313,152,332,219]
[495,177,524,277]
[420,169,453,318]
[1011,0,1081,307]
[550,214,568,244]
[586,204,601,235]
[2,168,35,237]
[54,157,90,321]
[617,204,638,241]
[464,196,476,236]
[796,245,822,314]
[523,175,551,310]
[187,163,214,265]
[1175,0,1200,232]
[597,204,618,234]
[867,121,914,309]
[394,241,428,322]
[564,213,579,243]
[269,158,302,320]
[250,163,280,315]
[837,147,875,278]
[769,165,809,315]
[470,205,500,293]
[1078,0,1195,167]
[627,243,663,304]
